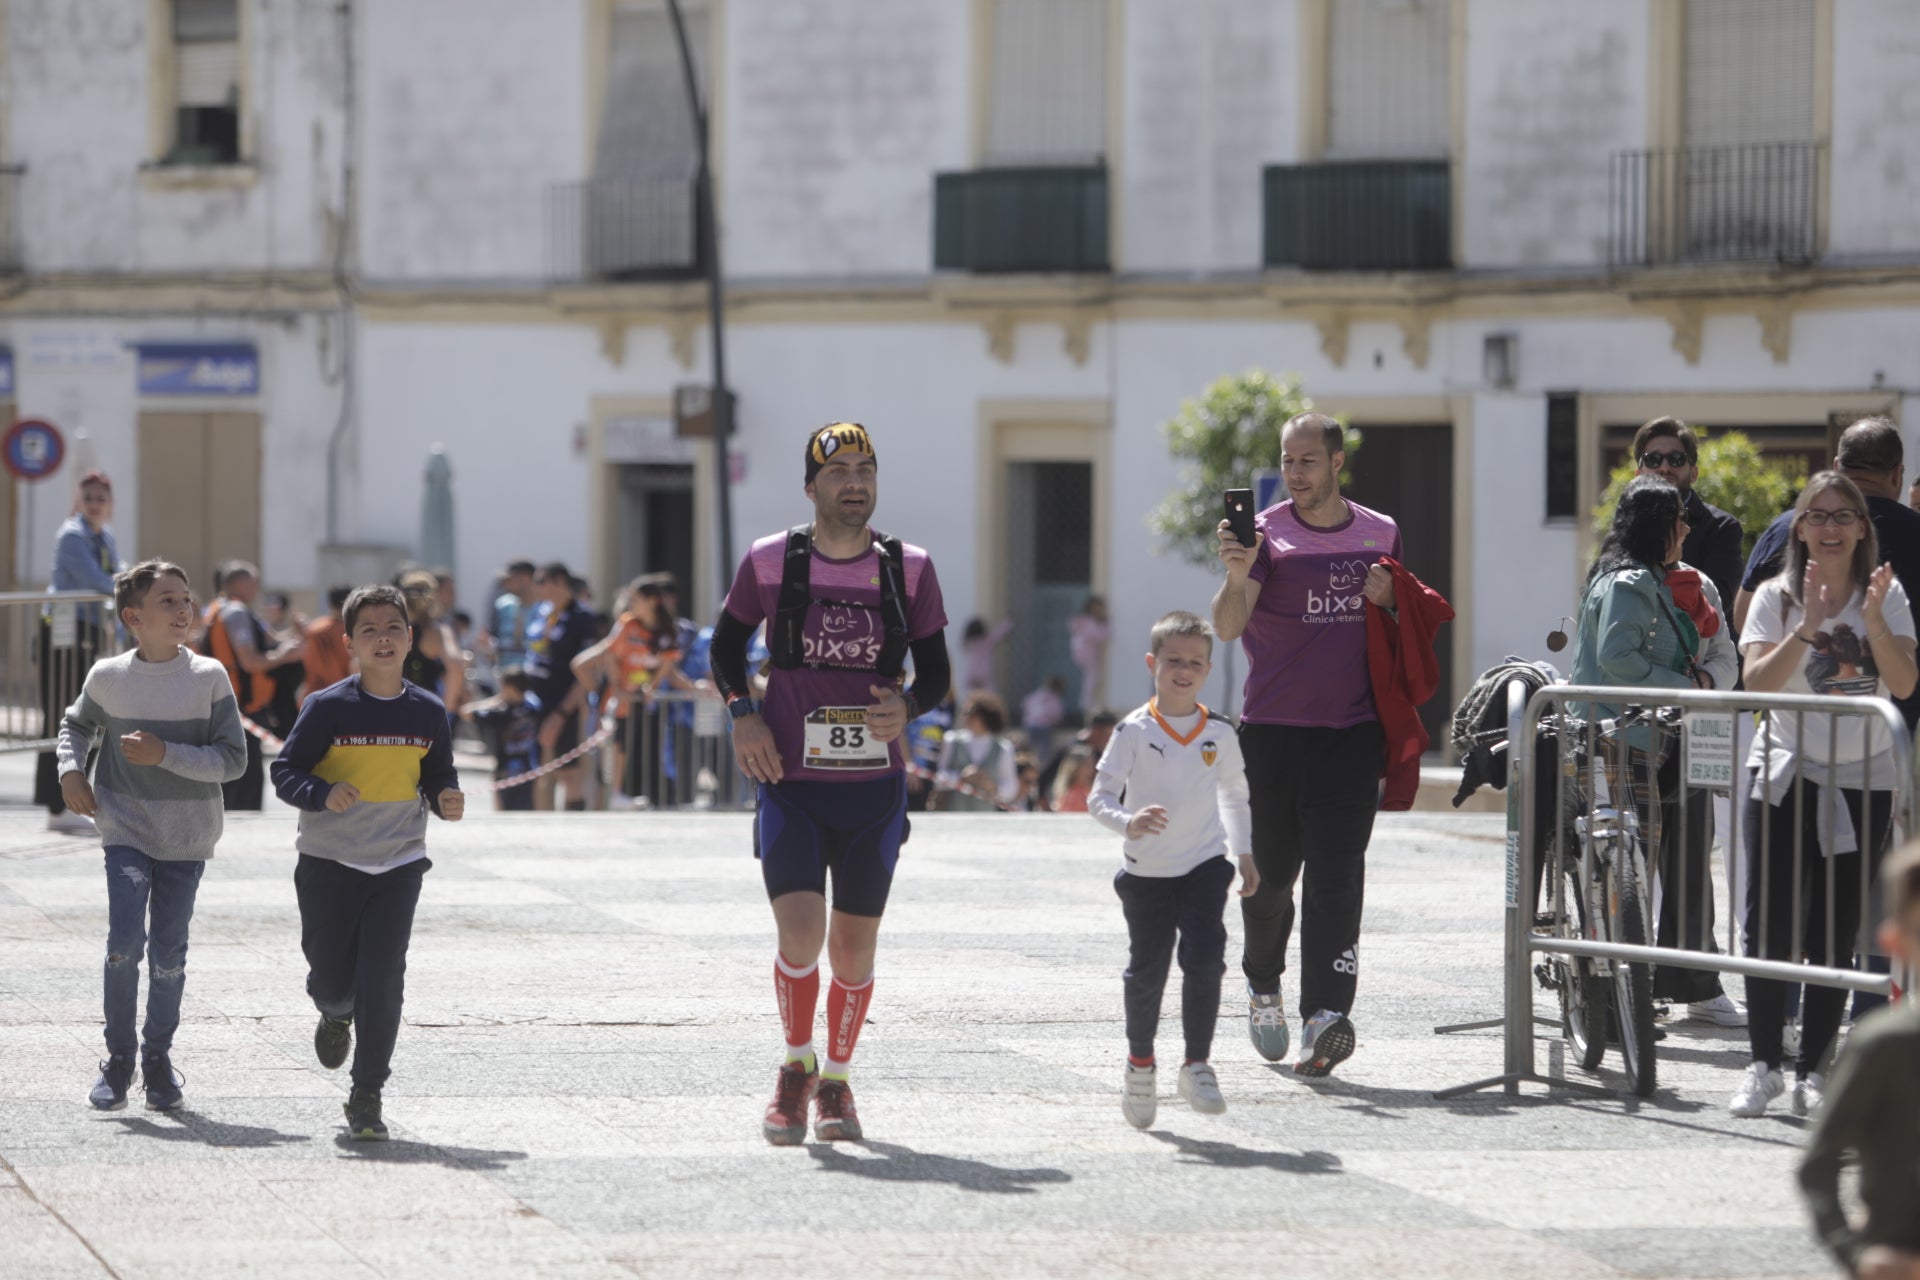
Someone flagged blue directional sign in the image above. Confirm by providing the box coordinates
[3,418,65,481]
[1253,468,1282,512]
[136,343,259,396]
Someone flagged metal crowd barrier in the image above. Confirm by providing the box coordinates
[0,592,122,753]
[1440,682,1913,1100]
[590,688,752,810]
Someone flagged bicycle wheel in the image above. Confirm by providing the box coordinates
[1607,858,1658,1097]
[1558,866,1608,1070]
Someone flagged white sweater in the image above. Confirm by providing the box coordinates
[1088,702,1252,877]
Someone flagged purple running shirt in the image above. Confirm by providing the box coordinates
[723,532,948,782]
[1238,499,1401,728]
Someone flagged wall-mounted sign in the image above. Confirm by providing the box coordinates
[3,418,65,480]
[674,384,735,439]
[605,416,696,465]
[136,343,259,396]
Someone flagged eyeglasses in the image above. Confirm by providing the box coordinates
[1639,451,1692,469]
[1802,509,1863,527]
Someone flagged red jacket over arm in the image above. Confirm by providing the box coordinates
[1365,558,1454,811]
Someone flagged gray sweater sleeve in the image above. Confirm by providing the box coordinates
[157,691,249,784]
[56,683,104,779]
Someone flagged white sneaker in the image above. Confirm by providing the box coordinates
[1728,1061,1785,1117]
[1177,1062,1226,1115]
[1790,1072,1824,1117]
[1687,993,1748,1027]
[1247,988,1290,1062]
[1295,1009,1356,1078]
[1121,1062,1157,1129]
[46,810,94,835]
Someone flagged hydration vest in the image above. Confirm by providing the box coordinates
[769,524,910,679]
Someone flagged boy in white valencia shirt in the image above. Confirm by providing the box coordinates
[1089,611,1257,1127]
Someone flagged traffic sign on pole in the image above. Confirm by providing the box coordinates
[3,419,65,481]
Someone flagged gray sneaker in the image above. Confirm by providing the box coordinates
[1178,1062,1226,1115]
[1295,1009,1356,1078]
[1248,988,1290,1062]
[1121,1063,1157,1129]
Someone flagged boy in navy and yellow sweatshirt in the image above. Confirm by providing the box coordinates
[271,583,463,1140]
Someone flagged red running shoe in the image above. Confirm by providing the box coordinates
[763,1062,818,1146]
[813,1078,862,1142]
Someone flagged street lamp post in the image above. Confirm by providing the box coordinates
[664,0,734,595]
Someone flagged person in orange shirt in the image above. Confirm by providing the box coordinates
[303,587,354,701]
[573,575,693,806]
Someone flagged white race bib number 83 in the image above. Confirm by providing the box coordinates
[803,706,889,770]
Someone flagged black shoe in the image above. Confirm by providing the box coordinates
[142,1052,184,1111]
[314,1014,353,1070]
[344,1086,387,1141]
[89,1054,136,1110]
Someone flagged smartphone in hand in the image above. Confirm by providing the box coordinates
[1224,488,1258,549]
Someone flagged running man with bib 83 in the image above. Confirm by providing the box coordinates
[708,423,951,1145]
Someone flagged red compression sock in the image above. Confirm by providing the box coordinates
[823,973,875,1079]
[774,953,820,1059]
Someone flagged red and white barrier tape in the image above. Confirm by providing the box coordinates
[239,711,623,795]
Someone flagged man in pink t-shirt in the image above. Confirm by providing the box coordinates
[1213,411,1399,1080]
[707,422,951,1147]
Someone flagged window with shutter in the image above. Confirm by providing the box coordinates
[168,0,241,165]
[1683,0,1815,148]
[984,0,1107,166]
[1325,0,1449,161]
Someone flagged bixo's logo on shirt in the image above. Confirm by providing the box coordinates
[804,604,883,667]
[1304,559,1368,624]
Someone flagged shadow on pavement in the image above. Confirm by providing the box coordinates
[111,1112,310,1149]
[805,1140,1071,1194]
[1147,1130,1342,1175]
[332,1132,528,1171]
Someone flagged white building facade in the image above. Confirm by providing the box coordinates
[6,0,1920,722]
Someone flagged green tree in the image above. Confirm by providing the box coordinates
[1150,370,1360,567]
[1594,428,1803,561]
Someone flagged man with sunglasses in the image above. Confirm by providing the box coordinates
[1634,417,1746,614]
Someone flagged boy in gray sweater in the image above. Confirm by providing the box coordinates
[59,560,248,1111]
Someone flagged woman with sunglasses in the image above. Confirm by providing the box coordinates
[1732,472,1918,1118]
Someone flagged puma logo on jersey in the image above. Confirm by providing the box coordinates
[1147,742,1166,757]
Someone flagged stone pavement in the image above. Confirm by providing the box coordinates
[0,795,1844,1280]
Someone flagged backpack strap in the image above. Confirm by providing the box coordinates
[768,524,814,670]
[768,524,913,678]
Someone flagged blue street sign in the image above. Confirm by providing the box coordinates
[1253,469,1282,511]
[136,343,259,396]
[3,418,65,481]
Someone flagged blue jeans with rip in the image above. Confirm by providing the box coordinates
[103,846,206,1058]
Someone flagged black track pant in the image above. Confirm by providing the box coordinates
[1114,857,1234,1062]
[1238,721,1383,1017]
[295,854,430,1090]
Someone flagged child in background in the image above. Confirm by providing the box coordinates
[1798,841,1920,1278]
[271,584,463,1141]
[59,560,248,1111]
[1051,744,1099,813]
[462,666,543,811]
[960,616,1014,695]
[1070,595,1111,714]
[1087,610,1257,1127]
[1020,674,1066,762]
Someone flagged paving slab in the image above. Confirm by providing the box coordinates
[0,794,1847,1280]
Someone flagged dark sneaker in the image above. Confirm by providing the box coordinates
[88,1054,136,1111]
[1294,1010,1356,1079]
[141,1052,184,1111]
[813,1079,863,1142]
[344,1086,387,1140]
[314,1014,353,1070]
[762,1061,817,1146]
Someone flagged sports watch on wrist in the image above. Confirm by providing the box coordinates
[726,696,760,721]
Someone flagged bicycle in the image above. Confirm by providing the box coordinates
[1535,704,1673,1098]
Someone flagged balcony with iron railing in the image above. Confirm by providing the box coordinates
[1262,160,1451,272]
[932,165,1109,274]
[545,175,704,283]
[1608,141,1823,268]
